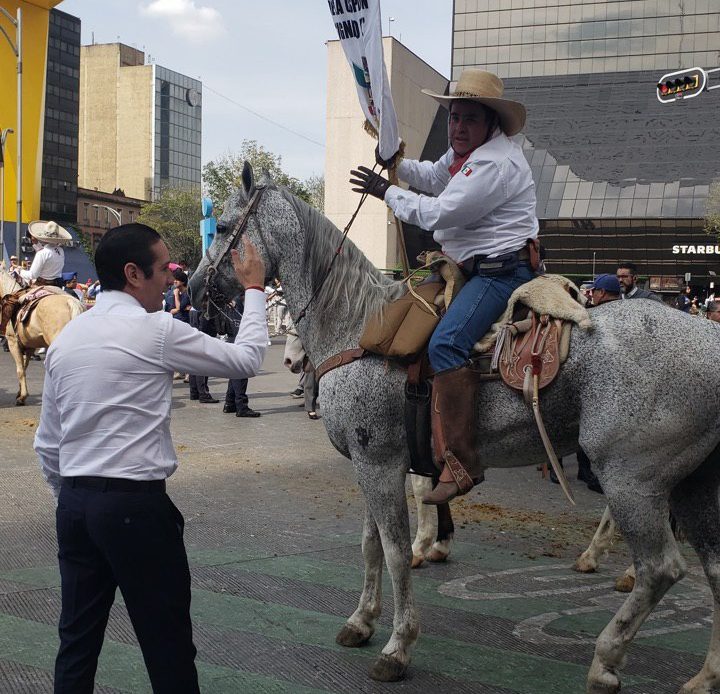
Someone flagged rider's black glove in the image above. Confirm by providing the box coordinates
[349,166,391,200]
[375,144,398,170]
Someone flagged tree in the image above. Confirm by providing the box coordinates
[202,140,316,215]
[304,174,325,213]
[137,187,203,268]
[704,179,720,238]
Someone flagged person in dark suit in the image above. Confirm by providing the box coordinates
[223,294,261,417]
[616,262,662,302]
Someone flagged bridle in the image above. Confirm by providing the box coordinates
[203,184,268,323]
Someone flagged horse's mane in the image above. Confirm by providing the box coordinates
[280,189,406,329]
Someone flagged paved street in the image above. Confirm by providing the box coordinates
[0,340,713,693]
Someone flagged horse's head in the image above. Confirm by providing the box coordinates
[0,264,22,298]
[190,162,282,311]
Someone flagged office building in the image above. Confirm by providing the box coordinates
[78,43,201,202]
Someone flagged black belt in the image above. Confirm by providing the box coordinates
[62,476,166,493]
[473,247,530,268]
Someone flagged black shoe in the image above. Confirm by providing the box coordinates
[578,468,603,494]
[189,394,199,401]
[223,404,237,414]
[290,388,303,398]
[549,460,564,485]
[198,396,219,404]
[236,408,261,417]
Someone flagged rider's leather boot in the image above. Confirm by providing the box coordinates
[0,294,20,336]
[423,365,484,505]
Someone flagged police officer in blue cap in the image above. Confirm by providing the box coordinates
[62,271,80,300]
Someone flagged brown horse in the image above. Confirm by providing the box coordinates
[0,266,85,405]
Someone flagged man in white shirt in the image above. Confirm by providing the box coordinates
[34,223,268,693]
[350,69,538,504]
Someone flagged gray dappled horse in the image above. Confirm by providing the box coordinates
[190,166,720,694]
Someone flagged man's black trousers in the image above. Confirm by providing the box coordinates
[54,478,200,693]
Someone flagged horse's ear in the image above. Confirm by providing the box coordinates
[241,161,255,195]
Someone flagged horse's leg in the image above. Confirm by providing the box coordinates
[574,505,616,573]
[427,501,454,563]
[336,506,383,647]
[410,476,435,568]
[6,332,28,405]
[357,463,419,682]
[587,487,686,693]
[669,452,720,694]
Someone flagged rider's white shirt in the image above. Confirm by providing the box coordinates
[19,244,64,282]
[384,132,538,264]
[35,288,268,497]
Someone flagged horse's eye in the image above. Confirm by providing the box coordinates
[216,223,228,234]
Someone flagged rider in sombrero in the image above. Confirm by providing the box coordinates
[350,69,539,504]
[0,220,72,336]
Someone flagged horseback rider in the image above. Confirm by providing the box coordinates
[0,220,72,336]
[349,69,538,504]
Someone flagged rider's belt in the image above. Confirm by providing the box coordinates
[62,476,166,493]
[35,277,62,288]
[468,247,531,277]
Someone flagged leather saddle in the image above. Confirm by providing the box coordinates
[16,286,64,324]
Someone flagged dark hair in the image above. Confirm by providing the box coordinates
[174,271,189,286]
[95,223,162,291]
[617,261,637,274]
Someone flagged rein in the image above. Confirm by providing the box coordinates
[294,164,378,326]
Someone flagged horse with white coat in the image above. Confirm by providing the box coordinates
[190,166,720,694]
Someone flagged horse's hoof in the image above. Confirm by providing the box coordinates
[369,654,407,682]
[573,557,597,573]
[614,574,635,593]
[15,399,25,407]
[587,661,620,693]
[335,623,372,648]
[411,554,424,568]
[427,548,448,563]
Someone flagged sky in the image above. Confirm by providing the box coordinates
[58,0,453,182]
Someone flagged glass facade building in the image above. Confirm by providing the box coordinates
[40,8,80,224]
[153,66,202,197]
[449,0,720,284]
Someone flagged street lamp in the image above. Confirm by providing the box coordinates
[91,204,122,226]
[0,127,13,265]
[388,16,395,37]
[0,6,22,265]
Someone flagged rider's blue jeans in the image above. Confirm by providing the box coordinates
[429,262,536,373]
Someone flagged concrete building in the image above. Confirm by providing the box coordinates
[325,38,447,270]
[76,187,144,250]
[78,43,201,203]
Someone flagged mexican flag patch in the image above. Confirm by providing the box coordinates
[461,164,473,176]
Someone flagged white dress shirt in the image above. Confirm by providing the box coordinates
[384,132,538,263]
[35,288,268,496]
[19,244,65,282]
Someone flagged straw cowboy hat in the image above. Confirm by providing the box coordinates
[27,220,73,246]
[422,69,527,136]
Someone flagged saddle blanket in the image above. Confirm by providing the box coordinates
[16,286,64,324]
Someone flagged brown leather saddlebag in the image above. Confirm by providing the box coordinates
[360,281,442,359]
